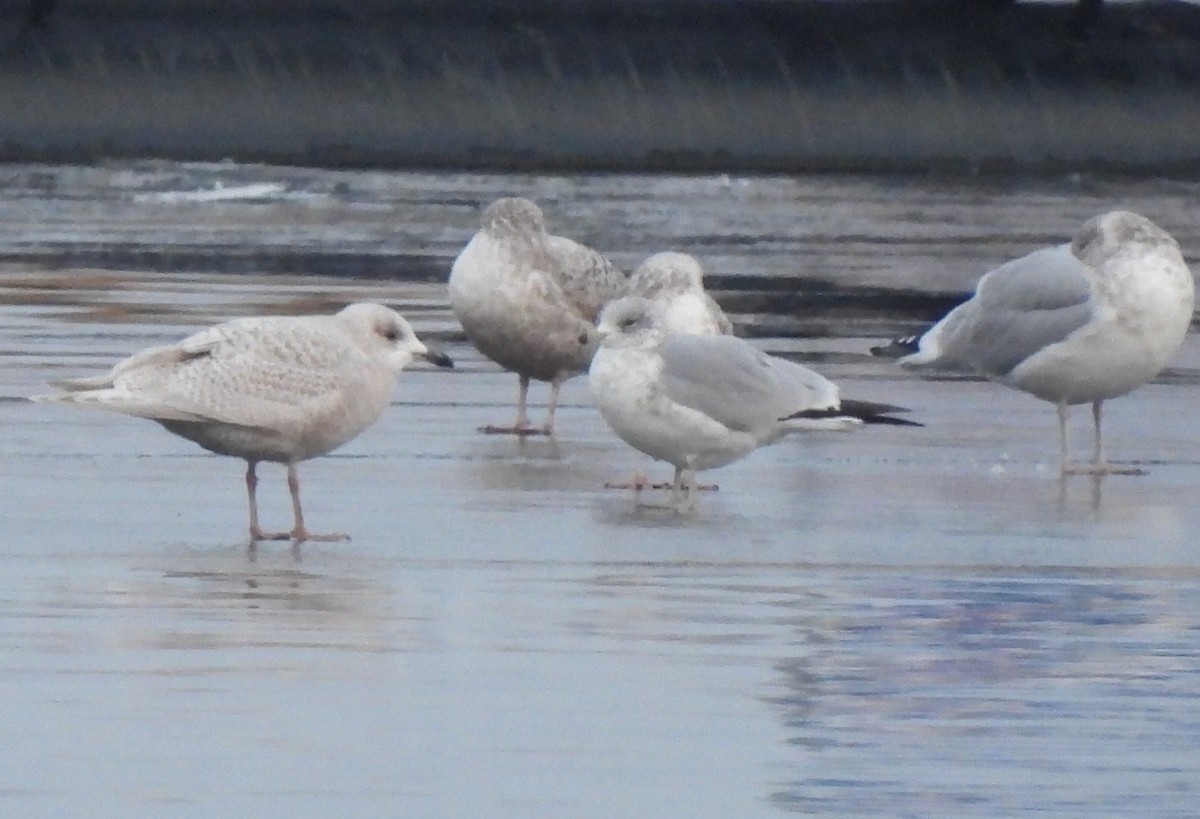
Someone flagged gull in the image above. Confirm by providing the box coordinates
[590,296,916,508]
[629,251,733,336]
[614,251,733,491]
[33,303,453,542]
[448,196,628,436]
[874,210,1194,475]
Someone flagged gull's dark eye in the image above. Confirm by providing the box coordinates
[619,315,639,329]
[382,324,400,342]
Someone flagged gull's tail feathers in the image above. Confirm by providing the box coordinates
[30,386,209,422]
[45,373,117,392]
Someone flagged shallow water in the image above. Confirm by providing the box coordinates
[3,164,1200,817]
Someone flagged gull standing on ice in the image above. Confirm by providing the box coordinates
[629,251,733,336]
[874,210,1194,475]
[590,296,915,508]
[448,197,628,435]
[33,303,453,542]
[614,251,733,491]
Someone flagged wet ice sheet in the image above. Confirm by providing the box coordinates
[3,527,1199,817]
[12,331,1200,568]
[4,171,1200,817]
[5,288,1200,818]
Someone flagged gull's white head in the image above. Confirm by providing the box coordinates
[596,296,667,350]
[336,303,454,373]
[630,251,707,299]
[480,197,547,239]
[1072,210,1177,268]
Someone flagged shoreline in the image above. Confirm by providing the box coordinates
[1,0,1199,174]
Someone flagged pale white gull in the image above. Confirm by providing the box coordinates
[590,296,916,509]
[33,303,453,542]
[629,251,733,336]
[614,251,733,491]
[875,209,1194,475]
[448,196,628,435]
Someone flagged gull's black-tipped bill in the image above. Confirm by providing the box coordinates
[423,345,455,369]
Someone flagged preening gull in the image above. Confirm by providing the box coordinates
[590,296,915,508]
[448,197,627,435]
[629,251,733,336]
[33,303,453,542]
[876,209,1194,475]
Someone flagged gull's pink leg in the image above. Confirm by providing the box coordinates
[541,377,563,436]
[605,469,719,492]
[286,463,350,543]
[675,467,699,512]
[246,461,261,535]
[1087,400,1143,475]
[606,468,653,491]
[516,374,532,430]
[1061,401,1144,476]
[628,464,710,511]
[481,374,547,436]
[1057,402,1070,476]
[246,461,291,542]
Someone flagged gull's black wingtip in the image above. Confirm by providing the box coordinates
[838,398,923,427]
[869,334,921,359]
[864,413,923,427]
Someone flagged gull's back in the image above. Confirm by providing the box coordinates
[906,243,1095,378]
[659,334,839,440]
[901,210,1194,405]
[546,233,628,322]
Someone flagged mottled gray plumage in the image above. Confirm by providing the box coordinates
[449,197,628,434]
[629,251,733,336]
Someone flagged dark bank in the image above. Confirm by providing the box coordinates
[1,0,1199,173]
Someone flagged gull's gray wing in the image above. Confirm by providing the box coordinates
[923,243,1096,377]
[658,335,838,433]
